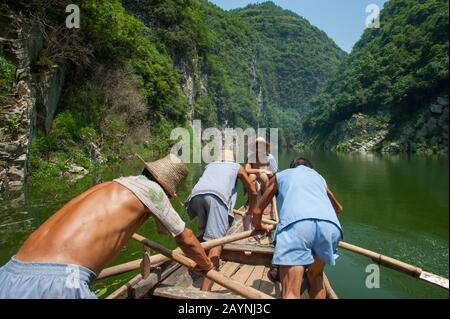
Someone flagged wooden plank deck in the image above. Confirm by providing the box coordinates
[149,212,337,299]
[153,263,282,299]
[151,214,283,299]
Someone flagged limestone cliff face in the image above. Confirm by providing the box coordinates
[319,93,449,155]
[382,94,449,155]
[172,47,206,122]
[0,13,66,192]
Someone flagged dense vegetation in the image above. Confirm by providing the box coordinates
[105,1,346,146]
[235,2,346,145]
[196,1,261,128]
[124,0,263,128]
[303,0,449,154]
[3,0,446,183]
[198,1,346,144]
[2,0,194,178]
[0,54,14,103]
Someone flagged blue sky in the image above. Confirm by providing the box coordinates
[209,0,387,52]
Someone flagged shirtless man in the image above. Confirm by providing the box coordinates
[0,154,213,299]
[246,137,278,215]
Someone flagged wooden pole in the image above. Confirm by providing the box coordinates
[272,197,279,224]
[323,273,338,299]
[105,274,142,299]
[233,209,278,225]
[99,229,263,280]
[132,234,274,299]
[98,259,142,279]
[106,263,182,299]
[339,241,449,290]
[137,229,266,265]
[140,229,264,265]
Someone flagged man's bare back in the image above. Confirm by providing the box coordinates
[1,153,213,299]
[17,182,155,275]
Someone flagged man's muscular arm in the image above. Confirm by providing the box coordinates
[327,188,343,214]
[175,228,213,271]
[245,163,273,176]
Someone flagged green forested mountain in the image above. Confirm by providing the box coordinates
[194,1,261,128]
[303,0,449,154]
[235,2,345,113]
[1,0,344,181]
[122,1,346,144]
[124,1,346,143]
[1,0,195,180]
[1,0,447,188]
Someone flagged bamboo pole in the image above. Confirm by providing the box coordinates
[147,229,264,265]
[98,259,142,279]
[272,197,279,224]
[233,209,278,225]
[132,234,274,299]
[339,241,449,290]
[323,273,338,299]
[99,229,264,280]
[105,274,142,299]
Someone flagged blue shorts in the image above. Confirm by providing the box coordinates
[273,220,342,266]
[187,194,234,241]
[0,256,97,299]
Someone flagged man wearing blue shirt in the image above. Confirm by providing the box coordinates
[252,157,343,299]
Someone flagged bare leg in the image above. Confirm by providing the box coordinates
[268,265,280,282]
[249,174,258,197]
[243,173,258,231]
[257,173,272,215]
[201,245,223,291]
[257,172,269,193]
[249,173,257,185]
[243,213,252,231]
[307,256,327,299]
[279,265,304,299]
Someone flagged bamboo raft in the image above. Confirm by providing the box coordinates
[148,214,337,299]
[104,201,338,299]
[100,199,448,299]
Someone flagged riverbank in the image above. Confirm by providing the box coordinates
[24,137,450,197]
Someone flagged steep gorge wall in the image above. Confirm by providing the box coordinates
[0,13,66,192]
[321,92,449,155]
[302,0,449,155]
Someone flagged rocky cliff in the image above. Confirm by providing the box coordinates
[302,0,449,155]
[323,93,449,155]
[0,12,66,192]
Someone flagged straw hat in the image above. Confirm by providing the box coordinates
[216,148,236,162]
[136,153,188,198]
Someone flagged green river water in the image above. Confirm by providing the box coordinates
[0,150,448,299]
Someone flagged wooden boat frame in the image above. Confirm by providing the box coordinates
[101,198,338,299]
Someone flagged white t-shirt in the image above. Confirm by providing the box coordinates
[114,175,185,237]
